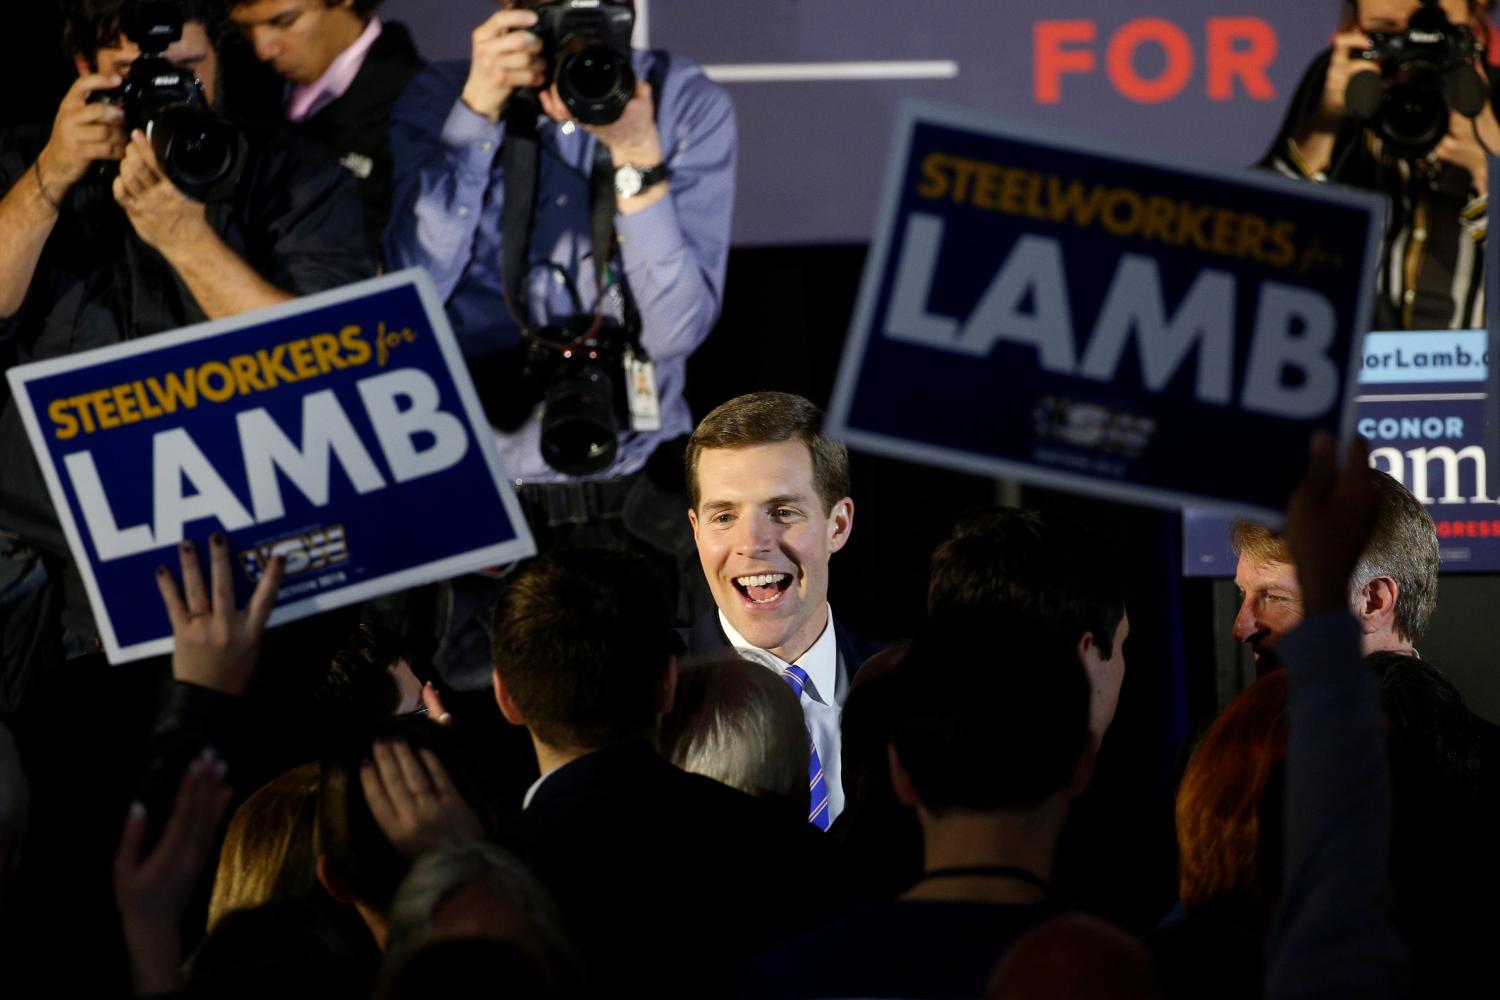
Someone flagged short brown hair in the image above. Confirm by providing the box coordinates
[1230,470,1438,642]
[685,392,850,512]
[491,549,672,750]
[928,508,1128,659]
[1176,671,1288,910]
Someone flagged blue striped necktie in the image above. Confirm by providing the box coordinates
[783,664,831,831]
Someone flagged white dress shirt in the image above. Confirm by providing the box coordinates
[719,605,847,824]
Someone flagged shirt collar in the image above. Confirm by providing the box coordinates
[718,605,839,705]
[285,16,383,123]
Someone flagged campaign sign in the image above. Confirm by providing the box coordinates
[1186,328,1500,575]
[6,270,536,664]
[826,100,1384,519]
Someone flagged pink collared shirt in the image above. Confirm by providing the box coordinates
[285,16,383,123]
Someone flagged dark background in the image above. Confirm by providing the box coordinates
[6,0,1500,933]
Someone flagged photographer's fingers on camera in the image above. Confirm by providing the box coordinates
[45,73,126,189]
[463,9,544,121]
[1322,31,1377,124]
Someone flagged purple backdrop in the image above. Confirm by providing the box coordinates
[381,0,1356,245]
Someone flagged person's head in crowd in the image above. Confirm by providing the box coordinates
[490,549,675,761]
[1339,1,1491,34]
[987,914,1160,1000]
[838,644,909,812]
[380,938,559,1000]
[383,841,582,997]
[0,721,27,913]
[1230,468,1437,669]
[1174,671,1289,917]
[64,0,228,104]
[658,655,810,819]
[890,606,1093,896]
[928,508,1131,741]
[314,622,425,723]
[209,762,321,929]
[685,391,854,664]
[186,900,369,999]
[317,716,489,947]
[228,0,380,86]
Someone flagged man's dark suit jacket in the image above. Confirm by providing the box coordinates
[498,741,841,998]
[288,21,424,258]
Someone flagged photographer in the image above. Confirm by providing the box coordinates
[0,0,373,701]
[226,0,425,260]
[1263,0,1500,329]
[382,1,734,668]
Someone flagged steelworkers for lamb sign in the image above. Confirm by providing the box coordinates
[827,100,1385,519]
[7,270,536,664]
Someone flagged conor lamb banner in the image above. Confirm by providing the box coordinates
[827,101,1385,519]
[7,270,536,664]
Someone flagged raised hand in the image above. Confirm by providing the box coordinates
[36,72,127,197]
[156,534,283,696]
[361,739,484,859]
[461,6,546,122]
[1285,432,1380,616]
[114,748,235,995]
[113,128,212,255]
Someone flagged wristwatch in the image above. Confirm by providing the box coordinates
[615,162,668,199]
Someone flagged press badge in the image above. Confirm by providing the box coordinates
[625,349,662,432]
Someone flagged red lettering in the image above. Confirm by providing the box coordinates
[1107,18,1195,104]
[1437,521,1453,538]
[1207,17,1277,101]
[1034,20,1097,104]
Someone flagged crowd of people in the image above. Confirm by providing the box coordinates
[1,0,1499,997]
[0,389,1494,998]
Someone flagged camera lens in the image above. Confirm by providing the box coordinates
[569,51,623,101]
[1380,80,1448,156]
[150,107,244,201]
[540,365,619,476]
[557,44,635,125]
[173,128,227,179]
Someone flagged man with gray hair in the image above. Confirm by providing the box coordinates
[659,655,811,822]
[1229,467,1439,671]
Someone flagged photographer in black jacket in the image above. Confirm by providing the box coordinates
[0,0,372,709]
[1263,0,1500,329]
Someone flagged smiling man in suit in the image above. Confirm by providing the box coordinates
[681,391,882,829]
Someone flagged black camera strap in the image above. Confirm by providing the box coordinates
[499,90,543,334]
[500,54,668,349]
[587,143,645,350]
[500,101,643,350]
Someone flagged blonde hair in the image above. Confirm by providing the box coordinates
[208,763,321,928]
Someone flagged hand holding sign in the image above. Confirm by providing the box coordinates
[155,534,283,697]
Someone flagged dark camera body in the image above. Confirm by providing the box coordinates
[533,0,636,126]
[1346,3,1488,160]
[85,0,244,201]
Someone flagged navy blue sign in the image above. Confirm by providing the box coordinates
[1187,329,1500,575]
[827,101,1384,518]
[6,271,536,663]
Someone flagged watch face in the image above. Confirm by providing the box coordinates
[615,164,643,198]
